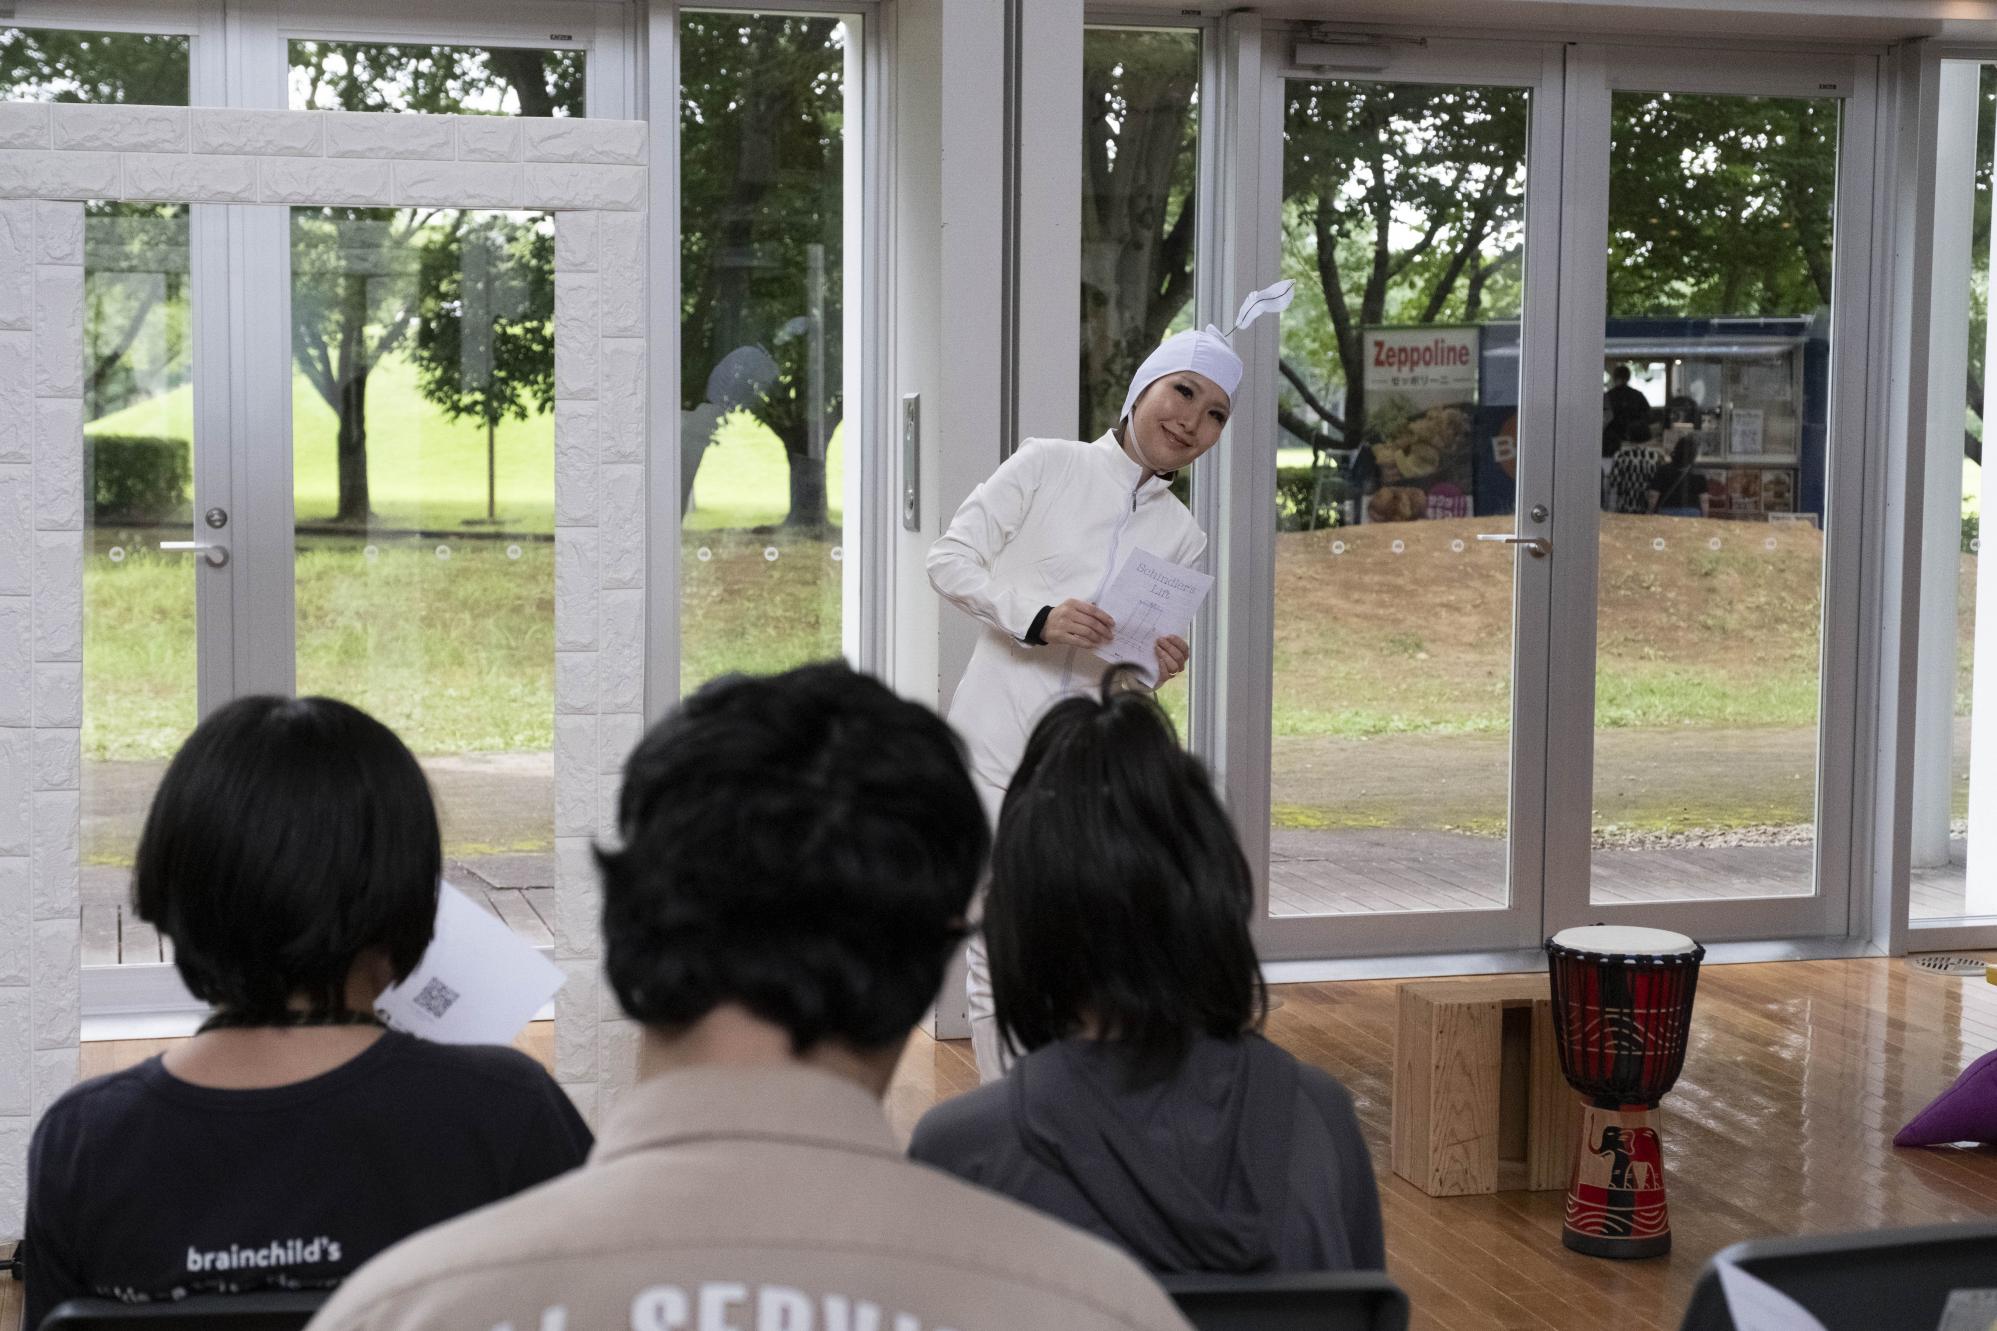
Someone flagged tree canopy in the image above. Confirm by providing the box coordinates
[678,14,848,531]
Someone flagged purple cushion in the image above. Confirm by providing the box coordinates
[1896,1047,1997,1147]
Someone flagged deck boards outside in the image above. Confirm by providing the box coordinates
[76,836,1989,965]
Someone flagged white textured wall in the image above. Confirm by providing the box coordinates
[549,206,650,1129]
[0,103,654,1178]
[0,196,84,1236]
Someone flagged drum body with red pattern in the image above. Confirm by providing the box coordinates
[1545,925,1704,1260]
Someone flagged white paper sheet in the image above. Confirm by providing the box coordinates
[1091,547,1214,688]
[1717,1263,1830,1331]
[1936,1288,1997,1331]
[375,881,567,1046]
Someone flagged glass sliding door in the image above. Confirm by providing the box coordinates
[1081,23,1201,729]
[286,39,582,946]
[1253,37,1563,957]
[1911,60,1997,937]
[677,10,859,693]
[1545,47,1866,940]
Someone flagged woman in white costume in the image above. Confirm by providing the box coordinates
[928,285,1291,1081]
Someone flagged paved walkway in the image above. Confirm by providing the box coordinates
[1270,827,1975,919]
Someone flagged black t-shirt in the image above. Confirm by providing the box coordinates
[24,1031,592,1329]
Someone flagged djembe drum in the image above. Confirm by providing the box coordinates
[1545,924,1704,1259]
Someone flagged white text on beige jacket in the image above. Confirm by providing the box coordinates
[304,1064,1195,1331]
[926,432,1206,807]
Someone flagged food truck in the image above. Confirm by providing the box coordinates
[1327,317,1830,524]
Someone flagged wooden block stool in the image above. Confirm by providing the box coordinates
[1391,975,1582,1196]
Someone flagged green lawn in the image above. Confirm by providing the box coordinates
[89,350,846,533]
[80,360,1936,849]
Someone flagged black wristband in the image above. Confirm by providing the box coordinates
[1024,604,1053,646]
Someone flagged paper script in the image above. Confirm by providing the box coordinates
[1716,1263,1829,1331]
[1092,547,1213,687]
[376,880,567,1046]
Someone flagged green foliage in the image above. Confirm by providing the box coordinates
[0,27,188,104]
[1965,510,1981,556]
[1078,29,1202,437]
[678,14,848,529]
[88,434,189,522]
[1605,92,1836,318]
[1276,465,1344,532]
[285,41,583,525]
[410,217,556,519]
[1279,81,1529,451]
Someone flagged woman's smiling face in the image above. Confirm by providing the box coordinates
[1127,371,1231,471]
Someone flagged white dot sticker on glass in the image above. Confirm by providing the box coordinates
[1331,540,1346,555]
[1391,539,1406,555]
[1450,539,1465,554]
[1707,537,1722,551]
[506,544,522,561]
[830,546,844,562]
[1974,537,1983,555]
[696,547,712,563]
[763,546,780,562]
[1652,537,1667,552]
[107,546,125,563]
[363,545,379,562]
[436,544,452,561]
[1764,536,1778,551]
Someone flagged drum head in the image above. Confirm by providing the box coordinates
[1550,924,1698,956]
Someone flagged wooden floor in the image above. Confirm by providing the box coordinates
[9,956,1994,1331]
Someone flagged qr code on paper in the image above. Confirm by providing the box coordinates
[412,977,460,1020]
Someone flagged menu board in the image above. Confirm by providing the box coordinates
[1730,408,1765,456]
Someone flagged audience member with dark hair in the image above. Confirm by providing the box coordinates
[909,669,1384,1276]
[309,662,1195,1331]
[22,696,591,1330]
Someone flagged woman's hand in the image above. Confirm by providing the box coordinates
[1154,634,1190,685]
[1044,599,1115,649]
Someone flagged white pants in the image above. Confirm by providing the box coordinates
[965,928,1015,1083]
[967,773,1015,1084]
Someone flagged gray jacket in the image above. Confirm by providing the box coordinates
[909,1034,1384,1276]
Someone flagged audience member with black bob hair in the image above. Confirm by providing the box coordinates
[309,663,1195,1331]
[23,696,590,1330]
[909,667,1385,1276]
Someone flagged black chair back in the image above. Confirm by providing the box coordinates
[1160,1271,1410,1331]
[39,1293,327,1330]
[1678,1220,1997,1331]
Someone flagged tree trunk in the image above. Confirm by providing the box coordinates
[784,445,830,531]
[486,416,498,522]
[336,372,370,525]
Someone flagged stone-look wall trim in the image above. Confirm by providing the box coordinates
[550,209,647,1132]
[0,198,83,1235]
[0,104,647,211]
[0,104,652,1226]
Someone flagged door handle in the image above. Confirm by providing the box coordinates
[159,540,231,569]
[1476,533,1551,559]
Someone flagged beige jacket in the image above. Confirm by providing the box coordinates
[307,1064,1194,1331]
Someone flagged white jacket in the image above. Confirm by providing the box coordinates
[927,432,1208,799]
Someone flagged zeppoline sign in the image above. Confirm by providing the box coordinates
[1362,326,1480,410]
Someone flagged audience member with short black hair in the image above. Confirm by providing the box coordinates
[909,669,1385,1275]
[308,662,1194,1331]
[23,696,591,1330]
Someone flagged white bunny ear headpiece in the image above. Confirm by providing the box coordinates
[1119,278,1296,426]
[1223,278,1296,339]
